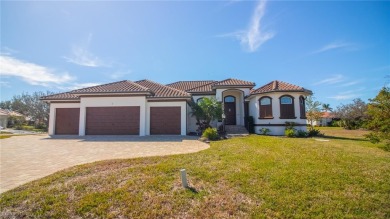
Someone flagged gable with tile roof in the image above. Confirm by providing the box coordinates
[41,78,312,136]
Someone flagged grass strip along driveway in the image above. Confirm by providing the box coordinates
[1,129,389,218]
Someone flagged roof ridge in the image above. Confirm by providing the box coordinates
[135,79,191,97]
[129,80,153,91]
[69,80,125,93]
[187,81,218,91]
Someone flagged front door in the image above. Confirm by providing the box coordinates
[224,96,236,125]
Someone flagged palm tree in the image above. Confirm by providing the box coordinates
[322,103,333,112]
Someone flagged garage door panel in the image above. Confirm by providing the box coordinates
[86,106,140,135]
[55,108,80,135]
[150,107,181,135]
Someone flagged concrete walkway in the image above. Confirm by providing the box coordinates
[0,135,209,193]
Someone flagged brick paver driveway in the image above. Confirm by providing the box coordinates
[0,134,209,193]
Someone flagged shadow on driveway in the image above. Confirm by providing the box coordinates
[41,135,200,142]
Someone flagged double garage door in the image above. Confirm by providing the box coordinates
[55,106,181,135]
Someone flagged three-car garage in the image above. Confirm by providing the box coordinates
[53,105,183,135]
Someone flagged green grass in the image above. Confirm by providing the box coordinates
[1,130,389,218]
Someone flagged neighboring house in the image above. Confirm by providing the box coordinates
[308,111,334,126]
[0,109,25,128]
[41,78,312,136]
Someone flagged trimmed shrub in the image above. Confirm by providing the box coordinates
[307,128,322,137]
[259,128,271,135]
[202,127,219,141]
[296,130,308,138]
[285,129,295,137]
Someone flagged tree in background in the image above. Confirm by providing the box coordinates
[364,87,390,150]
[333,98,367,130]
[305,95,322,130]
[0,91,53,129]
[322,103,333,112]
[189,97,222,134]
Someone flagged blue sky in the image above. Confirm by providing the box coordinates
[1,0,389,108]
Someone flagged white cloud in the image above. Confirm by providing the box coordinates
[313,74,344,85]
[109,70,131,80]
[328,94,358,100]
[337,80,361,87]
[312,41,355,54]
[218,0,275,52]
[1,46,18,55]
[0,81,11,88]
[59,82,101,91]
[0,55,74,87]
[64,34,108,67]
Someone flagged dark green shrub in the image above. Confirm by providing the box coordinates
[244,116,254,133]
[259,128,271,135]
[202,127,219,141]
[285,129,295,137]
[296,130,308,138]
[307,128,323,137]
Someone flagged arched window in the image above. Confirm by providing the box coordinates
[224,96,235,103]
[196,97,204,104]
[299,96,306,119]
[280,95,296,119]
[259,96,273,119]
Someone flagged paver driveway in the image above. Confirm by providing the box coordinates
[0,134,209,193]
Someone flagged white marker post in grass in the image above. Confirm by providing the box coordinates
[180,169,188,188]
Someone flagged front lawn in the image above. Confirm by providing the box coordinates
[1,131,389,218]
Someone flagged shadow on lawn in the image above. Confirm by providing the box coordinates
[322,135,369,142]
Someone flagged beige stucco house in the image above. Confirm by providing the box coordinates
[41,78,312,136]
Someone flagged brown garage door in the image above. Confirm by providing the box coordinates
[55,108,80,135]
[86,106,140,135]
[150,107,181,135]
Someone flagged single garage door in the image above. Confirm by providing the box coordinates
[55,108,80,135]
[86,106,140,135]
[150,107,181,135]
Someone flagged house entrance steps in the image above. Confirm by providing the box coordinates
[225,125,249,138]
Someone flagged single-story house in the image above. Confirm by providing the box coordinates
[0,109,25,129]
[41,78,312,136]
[308,111,334,127]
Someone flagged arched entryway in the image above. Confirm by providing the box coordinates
[224,96,236,125]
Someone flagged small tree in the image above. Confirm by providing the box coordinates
[305,95,322,130]
[365,87,390,150]
[333,98,367,130]
[189,97,222,134]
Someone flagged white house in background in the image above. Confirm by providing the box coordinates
[308,111,334,127]
[0,109,25,128]
[41,78,312,136]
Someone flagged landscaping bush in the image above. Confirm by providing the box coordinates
[202,127,219,141]
[307,128,323,137]
[259,128,271,135]
[285,129,295,137]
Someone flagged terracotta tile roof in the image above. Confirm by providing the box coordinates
[40,92,80,100]
[213,78,255,87]
[166,80,216,91]
[0,109,9,116]
[251,80,312,95]
[70,80,151,94]
[321,112,334,118]
[187,81,218,93]
[0,109,24,117]
[135,80,191,98]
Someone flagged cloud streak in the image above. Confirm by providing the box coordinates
[218,0,275,52]
[312,41,355,54]
[64,34,108,67]
[0,55,74,87]
[313,74,344,85]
